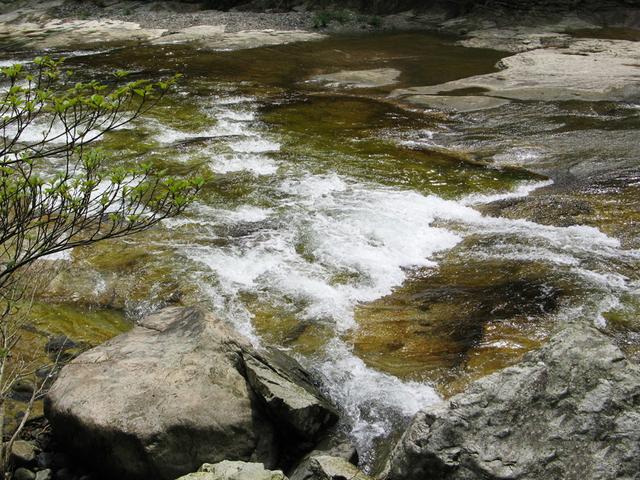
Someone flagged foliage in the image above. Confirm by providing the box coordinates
[0,56,203,294]
[312,8,353,28]
[368,15,383,28]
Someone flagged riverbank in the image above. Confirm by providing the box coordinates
[2,0,639,53]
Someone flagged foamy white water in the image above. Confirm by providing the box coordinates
[151,89,640,467]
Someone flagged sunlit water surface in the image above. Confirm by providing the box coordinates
[2,31,639,470]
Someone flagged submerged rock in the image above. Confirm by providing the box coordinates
[383,323,640,480]
[313,68,401,88]
[177,461,287,480]
[396,94,510,112]
[45,307,337,480]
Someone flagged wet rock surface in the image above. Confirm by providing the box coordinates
[312,68,401,88]
[45,307,338,480]
[177,461,287,480]
[480,193,596,227]
[383,322,640,480]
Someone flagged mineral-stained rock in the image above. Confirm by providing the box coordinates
[384,322,640,480]
[45,307,337,480]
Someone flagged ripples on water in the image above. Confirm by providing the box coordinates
[3,32,640,470]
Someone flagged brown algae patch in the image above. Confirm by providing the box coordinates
[351,257,563,396]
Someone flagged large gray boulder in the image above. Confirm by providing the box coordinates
[384,323,640,480]
[45,307,338,480]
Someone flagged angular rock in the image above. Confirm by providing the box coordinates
[243,348,337,443]
[304,429,359,466]
[177,461,287,480]
[290,455,372,480]
[45,307,337,480]
[384,323,640,480]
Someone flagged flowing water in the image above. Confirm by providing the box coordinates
[2,31,639,470]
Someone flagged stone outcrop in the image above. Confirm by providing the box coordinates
[177,461,287,480]
[383,323,640,480]
[391,38,640,105]
[45,307,338,480]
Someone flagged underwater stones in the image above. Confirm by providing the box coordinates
[313,68,401,88]
[177,461,287,480]
[45,307,337,480]
[395,94,510,112]
[353,258,560,393]
[480,194,596,227]
[44,335,78,354]
[384,323,640,480]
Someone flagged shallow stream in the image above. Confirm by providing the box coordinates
[2,31,639,470]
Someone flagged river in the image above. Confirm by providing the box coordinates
[2,30,639,471]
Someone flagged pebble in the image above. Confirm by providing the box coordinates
[51,452,70,469]
[35,470,52,480]
[45,335,78,354]
[54,468,74,480]
[13,468,36,480]
[10,440,37,466]
[36,452,53,469]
